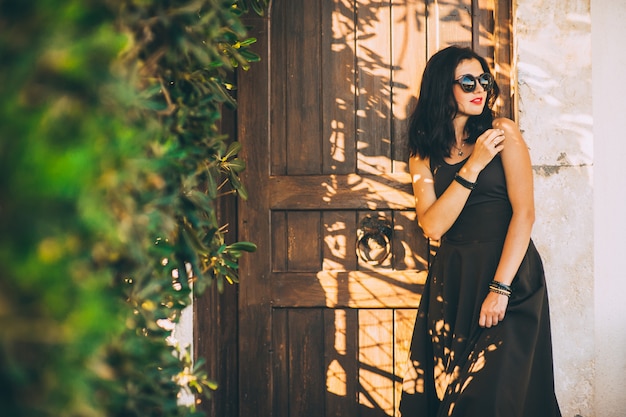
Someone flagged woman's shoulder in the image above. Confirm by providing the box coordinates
[493,117,526,148]
[493,117,532,169]
[409,154,434,176]
[492,117,518,132]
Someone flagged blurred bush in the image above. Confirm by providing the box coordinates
[0,0,264,415]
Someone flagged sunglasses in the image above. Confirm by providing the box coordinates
[454,73,494,93]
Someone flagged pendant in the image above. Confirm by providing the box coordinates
[454,142,465,157]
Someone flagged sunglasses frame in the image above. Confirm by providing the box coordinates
[454,73,494,93]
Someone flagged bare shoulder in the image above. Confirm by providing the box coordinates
[493,117,528,153]
[493,117,521,137]
[409,154,432,177]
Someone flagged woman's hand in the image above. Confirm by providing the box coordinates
[479,291,509,328]
[465,128,506,173]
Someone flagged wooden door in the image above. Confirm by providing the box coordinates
[236,1,512,416]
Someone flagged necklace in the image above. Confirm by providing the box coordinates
[452,141,465,156]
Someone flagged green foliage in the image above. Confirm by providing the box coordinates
[0,0,262,415]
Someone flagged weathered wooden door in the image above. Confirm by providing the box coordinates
[237,1,511,416]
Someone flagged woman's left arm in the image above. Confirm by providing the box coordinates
[479,117,535,328]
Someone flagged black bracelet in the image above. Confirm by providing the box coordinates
[454,173,476,190]
[490,280,512,292]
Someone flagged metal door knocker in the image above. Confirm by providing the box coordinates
[356,215,392,265]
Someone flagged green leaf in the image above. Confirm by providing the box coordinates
[206,169,218,199]
[224,141,242,160]
[240,49,261,63]
[239,38,258,47]
[225,158,246,173]
[185,190,213,212]
[236,184,249,200]
[215,244,227,255]
[227,241,257,252]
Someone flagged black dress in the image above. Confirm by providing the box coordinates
[399,155,561,417]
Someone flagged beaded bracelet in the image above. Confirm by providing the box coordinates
[489,280,512,297]
[489,287,511,297]
[454,173,476,190]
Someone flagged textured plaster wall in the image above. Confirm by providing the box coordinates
[515,0,594,416]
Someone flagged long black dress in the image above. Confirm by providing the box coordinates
[399,155,561,417]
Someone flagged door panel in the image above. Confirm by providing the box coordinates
[237,1,512,416]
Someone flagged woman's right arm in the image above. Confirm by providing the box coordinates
[409,156,473,240]
[410,129,505,240]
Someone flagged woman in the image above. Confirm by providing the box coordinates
[399,46,561,417]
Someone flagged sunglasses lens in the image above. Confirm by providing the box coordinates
[478,73,494,90]
[458,75,476,92]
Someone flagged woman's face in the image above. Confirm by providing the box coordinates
[453,58,488,118]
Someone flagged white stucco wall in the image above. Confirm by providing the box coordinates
[518,0,626,416]
[516,1,594,416]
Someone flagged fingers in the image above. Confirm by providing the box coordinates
[467,129,507,171]
[483,129,505,150]
[479,313,504,328]
[492,129,505,149]
[479,129,505,142]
